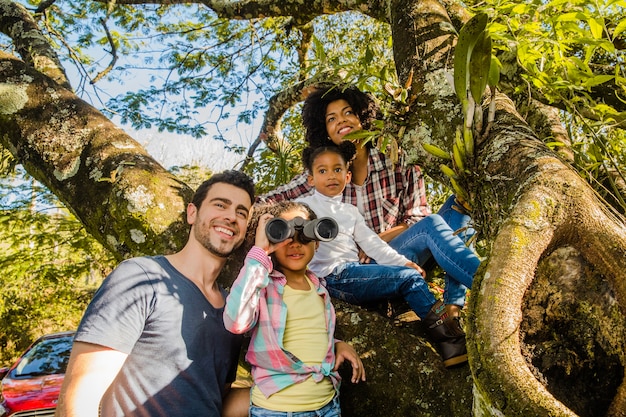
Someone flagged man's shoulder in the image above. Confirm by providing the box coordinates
[119,255,166,268]
[107,256,170,283]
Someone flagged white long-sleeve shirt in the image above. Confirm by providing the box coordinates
[296,191,410,277]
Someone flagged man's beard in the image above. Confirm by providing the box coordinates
[195,224,242,258]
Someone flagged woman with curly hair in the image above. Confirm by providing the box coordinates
[258,84,480,367]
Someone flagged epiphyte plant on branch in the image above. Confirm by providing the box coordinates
[423,12,501,212]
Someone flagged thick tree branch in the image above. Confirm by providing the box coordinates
[0,0,71,90]
[438,0,470,29]
[469,95,626,416]
[386,2,626,414]
[517,97,574,163]
[0,51,192,259]
[90,0,390,23]
[240,72,340,170]
[295,22,314,81]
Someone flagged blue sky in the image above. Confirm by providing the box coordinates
[76,65,260,171]
[137,126,252,170]
[8,1,264,171]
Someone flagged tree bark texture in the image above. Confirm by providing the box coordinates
[522,247,626,417]
[385,1,626,413]
[0,0,70,89]
[0,51,192,259]
[467,95,626,417]
[334,301,473,416]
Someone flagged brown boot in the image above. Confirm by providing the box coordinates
[423,301,468,368]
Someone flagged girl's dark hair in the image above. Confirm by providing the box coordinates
[245,201,318,251]
[302,84,380,149]
[302,141,357,173]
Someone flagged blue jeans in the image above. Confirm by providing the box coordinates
[389,195,480,306]
[437,195,475,245]
[325,262,436,319]
[249,394,341,417]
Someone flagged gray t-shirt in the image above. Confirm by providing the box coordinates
[75,256,243,417]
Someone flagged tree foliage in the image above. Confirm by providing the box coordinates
[0,166,114,364]
[477,0,626,212]
[12,0,622,209]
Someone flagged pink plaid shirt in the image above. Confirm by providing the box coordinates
[257,148,431,233]
[223,247,340,398]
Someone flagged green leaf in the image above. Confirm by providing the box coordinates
[365,45,374,64]
[440,164,458,179]
[343,130,381,140]
[511,4,532,14]
[613,18,626,38]
[453,13,489,107]
[582,74,615,88]
[488,55,501,88]
[469,32,492,104]
[312,35,327,61]
[588,17,604,39]
[422,143,452,160]
[556,12,588,23]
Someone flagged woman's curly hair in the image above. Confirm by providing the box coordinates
[302,84,380,149]
[301,141,357,174]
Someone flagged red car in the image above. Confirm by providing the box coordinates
[0,331,75,417]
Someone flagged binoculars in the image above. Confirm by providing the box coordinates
[265,216,339,244]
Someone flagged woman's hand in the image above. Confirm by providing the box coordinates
[334,341,366,383]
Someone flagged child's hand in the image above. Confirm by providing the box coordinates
[334,341,366,383]
[405,261,426,278]
[256,214,292,255]
[357,247,371,264]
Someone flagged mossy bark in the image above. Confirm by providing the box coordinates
[466,96,626,416]
[522,247,625,417]
[334,301,473,416]
[0,51,192,260]
[388,1,626,413]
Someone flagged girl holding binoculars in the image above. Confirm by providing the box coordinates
[223,200,365,417]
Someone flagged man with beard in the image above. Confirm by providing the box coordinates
[56,170,255,417]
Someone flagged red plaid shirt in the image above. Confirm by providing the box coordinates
[257,148,431,233]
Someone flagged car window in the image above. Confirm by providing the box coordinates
[14,336,73,377]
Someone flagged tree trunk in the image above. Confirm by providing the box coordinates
[385,0,626,415]
[467,95,626,417]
